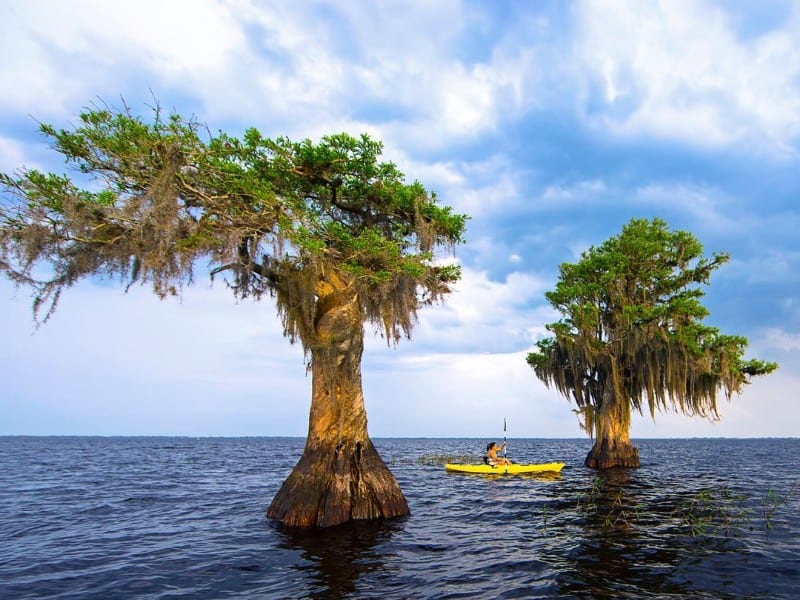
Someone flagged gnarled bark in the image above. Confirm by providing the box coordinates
[585,384,640,469]
[267,278,409,528]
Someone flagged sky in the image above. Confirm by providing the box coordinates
[1,0,799,439]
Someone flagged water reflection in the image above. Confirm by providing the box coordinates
[555,468,687,598]
[274,518,405,598]
[445,471,564,482]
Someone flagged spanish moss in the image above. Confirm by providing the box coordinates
[527,218,777,468]
[0,100,468,527]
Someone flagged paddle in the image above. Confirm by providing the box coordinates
[503,418,508,462]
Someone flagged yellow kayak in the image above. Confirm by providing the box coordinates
[444,462,565,475]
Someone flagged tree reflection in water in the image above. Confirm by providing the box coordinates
[554,467,689,598]
[274,518,405,598]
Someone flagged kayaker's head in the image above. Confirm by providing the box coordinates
[487,442,497,451]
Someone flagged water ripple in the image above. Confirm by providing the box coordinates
[0,437,797,598]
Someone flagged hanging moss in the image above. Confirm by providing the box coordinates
[527,218,777,466]
[0,103,467,341]
[1,100,469,526]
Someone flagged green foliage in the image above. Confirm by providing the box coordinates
[0,100,468,344]
[527,217,777,437]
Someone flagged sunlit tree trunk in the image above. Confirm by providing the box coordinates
[585,383,641,469]
[267,279,409,528]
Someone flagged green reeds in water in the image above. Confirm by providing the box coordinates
[572,476,800,537]
[762,481,798,531]
[678,486,752,537]
[677,480,799,537]
[576,476,644,530]
[415,453,482,465]
[384,453,481,466]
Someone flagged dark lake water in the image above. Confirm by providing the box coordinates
[0,437,798,599]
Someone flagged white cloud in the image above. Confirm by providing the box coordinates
[0,0,244,118]
[632,367,799,438]
[325,2,537,145]
[633,183,744,234]
[176,0,511,145]
[386,152,522,220]
[364,350,578,437]
[238,1,547,149]
[0,136,31,173]
[0,0,540,157]
[1,1,798,440]
[572,0,800,154]
[454,171,519,217]
[362,264,554,360]
[728,248,800,284]
[17,281,300,379]
[763,328,800,352]
[368,340,798,438]
[534,179,747,243]
[0,262,557,435]
[567,240,591,261]
[541,179,608,204]
[0,277,310,435]
[7,0,800,158]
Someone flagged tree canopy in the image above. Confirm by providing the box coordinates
[0,102,467,352]
[527,217,777,440]
[1,100,469,526]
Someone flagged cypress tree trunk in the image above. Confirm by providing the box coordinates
[267,280,409,528]
[584,384,640,469]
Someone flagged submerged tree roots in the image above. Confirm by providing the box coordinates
[267,439,409,528]
[585,439,640,469]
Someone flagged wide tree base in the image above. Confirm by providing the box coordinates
[267,440,410,528]
[585,438,640,469]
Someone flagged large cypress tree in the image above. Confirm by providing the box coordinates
[527,217,777,468]
[0,102,467,526]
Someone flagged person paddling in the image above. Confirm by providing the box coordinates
[486,441,512,466]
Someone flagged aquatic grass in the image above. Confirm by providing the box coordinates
[674,480,800,538]
[576,475,605,513]
[576,476,644,530]
[381,451,481,466]
[762,480,798,531]
[415,453,481,466]
[678,486,752,537]
[565,474,799,539]
[386,455,414,467]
